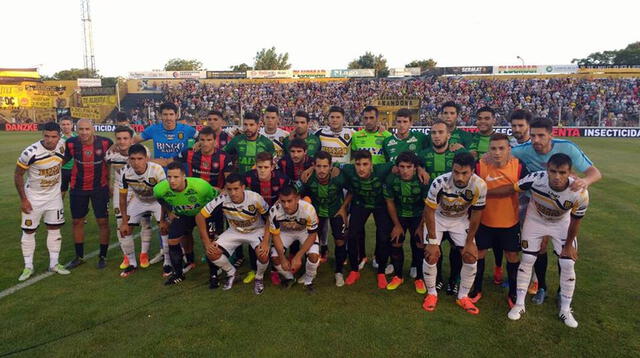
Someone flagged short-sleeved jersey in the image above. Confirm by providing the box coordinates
[260,127,290,160]
[383,174,430,218]
[299,171,347,218]
[509,136,530,148]
[277,155,314,181]
[174,149,232,188]
[283,133,322,157]
[153,177,216,217]
[341,162,394,209]
[106,149,129,191]
[382,131,429,163]
[61,132,77,170]
[471,132,493,157]
[426,173,487,218]
[244,170,290,206]
[64,136,113,191]
[428,127,475,150]
[268,200,319,235]
[212,130,232,152]
[140,123,197,159]
[351,129,392,164]
[17,139,65,202]
[515,171,589,222]
[200,190,268,233]
[119,162,166,203]
[316,127,355,164]
[223,134,275,174]
[476,157,528,227]
[511,139,593,173]
[418,146,468,185]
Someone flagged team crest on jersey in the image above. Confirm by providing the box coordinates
[24,219,33,227]
[202,161,210,169]
[85,150,92,156]
[563,200,573,210]
[248,204,256,212]
[409,144,416,151]
[344,133,350,140]
[149,178,157,185]
[463,189,473,201]
[178,132,184,140]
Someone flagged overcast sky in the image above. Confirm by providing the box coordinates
[5,0,638,77]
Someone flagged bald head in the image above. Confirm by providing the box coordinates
[77,118,95,143]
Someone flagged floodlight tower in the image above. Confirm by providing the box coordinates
[81,0,96,73]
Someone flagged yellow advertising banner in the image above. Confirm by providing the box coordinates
[81,95,117,107]
[30,95,53,108]
[71,106,101,120]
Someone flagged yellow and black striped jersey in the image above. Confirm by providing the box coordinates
[268,199,319,234]
[426,172,487,218]
[315,127,354,164]
[17,139,65,203]
[118,162,166,202]
[515,171,589,221]
[201,190,269,233]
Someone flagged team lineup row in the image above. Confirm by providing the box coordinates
[15,101,601,329]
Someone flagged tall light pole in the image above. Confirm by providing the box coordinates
[81,0,96,74]
[516,56,525,66]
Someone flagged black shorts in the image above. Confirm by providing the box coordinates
[169,215,197,240]
[398,216,422,245]
[61,168,72,192]
[318,216,346,241]
[476,223,521,252]
[70,188,109,219]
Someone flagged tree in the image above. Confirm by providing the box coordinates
[230,63,253,72]
[348,52,389,77]
[253,47,291,70]
[613,42,640,65]
[163,58,203,71]
[51,68,99,80]
[572,41,640,66]
[406,58,437,71]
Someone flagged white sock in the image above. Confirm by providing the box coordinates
[559,258,576,312]
[46,229,62,268]
[119,235,137,267]
[458,262,477,299]
[21,232,36,269]
[161,235,171,265]
[213,255,236,276]
[274,263,294,280]
[116,218,126,255]
[255,260,268,280]
[140,218,152,253]
[516,253,536,306]
[423,259,438,295]
[304,258,319,285]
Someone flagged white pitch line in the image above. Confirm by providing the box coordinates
[0,228,157,300]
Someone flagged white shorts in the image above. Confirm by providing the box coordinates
[270,231,320,257]
[217,227,263,254]
[113,190,133,218]
[521,211,577,255]
[126,196,161,224]
[21,194,64,230]
[423,213,470,248]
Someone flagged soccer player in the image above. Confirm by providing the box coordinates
[196,174,270,294]
[223,112,275,174]
[153,162,217,285]
[117,144,167,277]
[115,111,133,129]
[434,101,475,150]
[383,151,429,293]
[135,102,197,159]
[316,106,355,164]
[471,133,528,305]
[298,151,350,286]
[507,154,589,328]
[15,122,70,280]
[267,186,320,293]
[63,119,113,269]
[283,110,322,157]
[470,106,497,158]
[277,138,314,181]
[509,109,532,147]
[421,152,487,315]
[351,106,391,164]
[59,116,76,199]
[511,118,601,304]
[382,108,429,163]
[206,110,233,152]
[174,126,232,190]
[259,105,290,160]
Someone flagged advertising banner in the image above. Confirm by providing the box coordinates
[329,69,375,78]
[70,106,101,119]
[246,70,294,79]
[77,78,102,87]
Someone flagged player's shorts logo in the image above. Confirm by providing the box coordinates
[24,219,33,227]
[521,240,528,249]
[114,208,120,215]
[563,200,573,210]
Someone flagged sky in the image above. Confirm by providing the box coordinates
[4,0,639,77]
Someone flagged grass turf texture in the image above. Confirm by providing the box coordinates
[0,132,638,356]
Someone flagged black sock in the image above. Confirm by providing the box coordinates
[75,243,84,258]
[207,260,218,277]
[414,247,424,279]
[391,246,404,278]
[320,245,328,256]
[535,252,548,290]
[234,246,244,261]
[99,244,108,258]
[492,242,503,268]
[347,236,360,271]
[473,258,485,293]
[436,251,443,283]
[335,244,347,273]
[249,247,257,271]
[507,261,519,298]
[185,252,195,264]
[169,245,184,276]
[449,247,462,283]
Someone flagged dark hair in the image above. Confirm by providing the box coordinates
[362,105,378,117]
[115,125,134,138]
[328,106,345,116]
[59,116,72,123]
[476,106,495,117]
[439,101,460,114]
[548,153,572,170]
[396,151,419,166]
[256,151,273,163]
[159,102,178,114]
[294,110,310,121]
[198,126,215,136]
[43,122,61,133]
[166,161,185,173]
[225,173,244,186]
[431,119,449,131]
[128,143,147,156]
[314,150,332,163]
[208,110,224,118]
[279,185,298,197]
[509,109,532,123]
[289,138,307,151]
[116,111,129,122]
[243,112,260,123]
[489,133,510,143]
[530,118,553,133]
[453,151,476,169]
[265,106,279,116]
[396,108,412,119]
[353,149,372,162]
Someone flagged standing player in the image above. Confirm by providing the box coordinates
[206,110,232,152]
[509,109,532,147]
[153,162,217,284]
[507,154,589,328]
[470,106,497,158]
[196,174,270,294]
[59,116,76,199]
[421,152,487,315]
[259,106,289,161]
[174,126,232,190]
[383,152,429,293]
[117,144,167,277]
[267,186,320,293]
[63,119,113,269]
[277,138,314,181]
[135,102,197,160]
[351,106,391,164]
[224,112,275,174]
[316,106,354,164]
[283,111,322,157]
[382,108,429,163]
[15,122,70,280]
[434,101,475,150]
